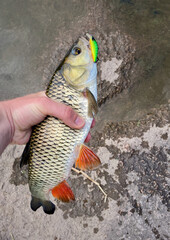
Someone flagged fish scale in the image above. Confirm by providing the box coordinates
[28,71,91,197]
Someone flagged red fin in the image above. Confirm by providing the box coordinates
[51,180,75,202]
[75,144,101,171]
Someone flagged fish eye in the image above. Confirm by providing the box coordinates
[72,47,81,55]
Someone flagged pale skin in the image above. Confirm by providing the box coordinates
[0,91,95,156]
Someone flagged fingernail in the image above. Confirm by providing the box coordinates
[75,116,85,126]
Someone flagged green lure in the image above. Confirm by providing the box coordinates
[90,36,98,63]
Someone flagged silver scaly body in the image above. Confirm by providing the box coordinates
[29,68,97,200]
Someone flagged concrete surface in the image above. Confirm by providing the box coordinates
[0,0,170,240]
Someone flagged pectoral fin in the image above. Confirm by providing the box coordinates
[75,144,101,171]
[84,88,98,118]
[51,180,75,202]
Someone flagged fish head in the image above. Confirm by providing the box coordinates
[61,33,98,90]
[64,34,98,66]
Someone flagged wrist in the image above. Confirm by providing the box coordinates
[0,101,15,154]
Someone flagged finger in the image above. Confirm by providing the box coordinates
[19,91,46,99]
[36,96,85,129]
[84,133,91,143]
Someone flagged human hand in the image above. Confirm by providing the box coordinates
[0,92,94,152]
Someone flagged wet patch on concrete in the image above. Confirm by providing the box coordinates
[120,147,169,210]
[95,103,170,137]
[10,157,28,186]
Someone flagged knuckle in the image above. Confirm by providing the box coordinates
[37,96,47,106]
[35,96,49,116]
[63,106,75,121]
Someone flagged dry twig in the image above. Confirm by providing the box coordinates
[72,167,107,202]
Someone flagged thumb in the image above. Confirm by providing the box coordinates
[34,95,85,129]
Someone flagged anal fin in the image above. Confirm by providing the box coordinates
[51,180,75,202]
[75,144,101,171]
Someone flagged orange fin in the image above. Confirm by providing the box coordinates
[75,144,101,171]
[51,180,75,202]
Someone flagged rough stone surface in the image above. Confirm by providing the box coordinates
[0,0,170,240]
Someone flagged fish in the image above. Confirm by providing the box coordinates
[20,33,100,214]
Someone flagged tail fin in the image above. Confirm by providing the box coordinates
[31,196,55,215]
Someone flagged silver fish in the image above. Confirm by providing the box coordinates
[21,33,100,214]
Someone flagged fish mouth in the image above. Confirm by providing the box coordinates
[80,33,92,47]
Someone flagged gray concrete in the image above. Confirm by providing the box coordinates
[0,0,170,240]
